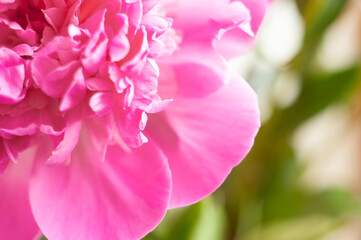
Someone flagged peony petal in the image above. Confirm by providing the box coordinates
[89,92,115,116]
[81,37,108,75]
[12,44,34,56]
[115,108,148,147]
[107,13,130,62]
[32,56,79,98]
[43,7,67,30]
[142,0,159,14]
[29,128,171,240]
[0,48,25,104]
[47,109,82,165]
[59,68,86,112]
[3,136,32,163]
[0,141,10,175]
[157,42,231,98]
[0,108,65,137]
[120,26,148,73]
[0,148,39,240]
[147,73,260,208]
[82,115,114,162]
[162,0,250,41]
[213,0,268,59]
[241,0,268,34]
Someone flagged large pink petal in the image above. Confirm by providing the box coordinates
[157,42,231,98]
[147,73,260,208]
[0,148,39,240]
[241,0,268,34]
[213,0,268,59]
[163,0,250,41]
[29,123,171,240]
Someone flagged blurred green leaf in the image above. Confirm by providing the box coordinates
[304,188,361,217]
[242,215,345,240]
[144,197,226,240]
[291,0,349,73]
[295,0,310,12]
[303,0,347,42]
[276,65,360,135]
[189,198,226,240]
[143,204,201,240]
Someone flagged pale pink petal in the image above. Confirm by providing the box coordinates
[0,149,39,240]
[141,15,172,37]
[147,73,260,208]
[213,0,268,59]
[158,42,231,98]
[0,0,15,4]
[142,0,159,14]
[163,0,250,41]
[145,99,172,114]
[29,128,171,240]
[241,0,268,34]
[89,92,115,116]
[133,59,158,98]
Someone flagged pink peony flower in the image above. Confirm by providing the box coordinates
[0,0,266,239]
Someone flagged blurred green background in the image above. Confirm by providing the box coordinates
[144,0,361,239]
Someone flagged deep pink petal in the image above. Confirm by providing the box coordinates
[120,26,148,72]
[3,136,32,163]
[0,108,64,137]
[29,126,171,240]
[47,109,82,165]
[0,48,25,104]
[107,13,130,62]
[0,141,10,175]
[147,73,260,208]
[59,68,86,112]
[0,149,39,240]
[43,7,67,30]
[115,108,148,147]
[32,56,78,98]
